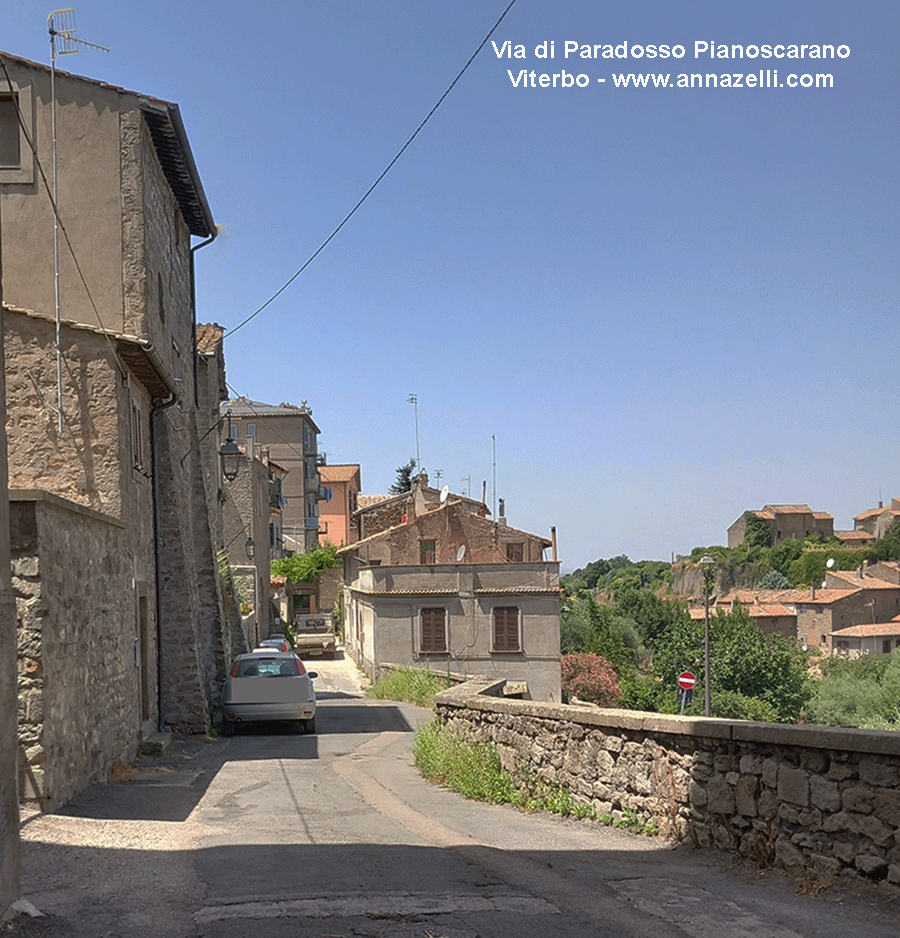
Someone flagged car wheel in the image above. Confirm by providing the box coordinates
[221,719,235,737]
[304,717,316,734]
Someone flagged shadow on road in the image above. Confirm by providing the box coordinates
[47,700,418,824]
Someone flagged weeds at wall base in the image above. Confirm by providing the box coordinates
[413,720,658,835]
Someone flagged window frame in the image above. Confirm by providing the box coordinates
[0,81,34,184]
[505,542,524,562]
[420,607,446,653]
[131,400,145,473]
[419,539,436,565]
[492,606,520,653]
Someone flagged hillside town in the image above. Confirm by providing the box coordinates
[2,47,899,811]
[1,35,900,929]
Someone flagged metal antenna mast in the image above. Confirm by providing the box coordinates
[407,393,421,476]
[48,9,108,432]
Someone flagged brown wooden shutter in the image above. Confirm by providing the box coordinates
[493,607,519,652]
[421,608,446,652]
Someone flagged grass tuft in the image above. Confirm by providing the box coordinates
[365,667,451,709]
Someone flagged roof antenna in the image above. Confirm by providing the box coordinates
[48,9,108,433]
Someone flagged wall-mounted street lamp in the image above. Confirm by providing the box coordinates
[699,554,715,718]
[245,536,256,561]
[219,435,242,482]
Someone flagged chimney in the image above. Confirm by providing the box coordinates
[551,526,558,562]
[498,498,506,526]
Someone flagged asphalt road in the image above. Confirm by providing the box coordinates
[16,655,899,937]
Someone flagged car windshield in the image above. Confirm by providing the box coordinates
[235,657,300,677]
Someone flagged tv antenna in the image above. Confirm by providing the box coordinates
[407,393,421,475]
[48,9,109,432]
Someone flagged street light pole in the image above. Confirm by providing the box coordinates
[700,554,715,718]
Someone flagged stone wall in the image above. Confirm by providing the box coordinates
[13,494,140,811]
[435,681,900,891]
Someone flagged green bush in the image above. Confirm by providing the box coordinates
[807,651,900,729]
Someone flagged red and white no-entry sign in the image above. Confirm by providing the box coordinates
[678,671,697,690]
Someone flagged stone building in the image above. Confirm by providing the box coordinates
[1,53,228,807]
[727,504,834,548]
[352,474,489,542]
[221,441,286,649]
[222,397,326,551]
[340,498,561,701]
[853,497,900,539]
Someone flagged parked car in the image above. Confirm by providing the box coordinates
[254,636,292,653]
[221,652,318,736]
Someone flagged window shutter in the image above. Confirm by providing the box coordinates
[493,607,519,652]
[421,608,446,652]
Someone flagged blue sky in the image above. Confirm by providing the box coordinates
[3,2,898,570]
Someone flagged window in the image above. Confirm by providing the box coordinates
[131,402,144,471]
[506,542,524,562]
[0,95,19,167]
[883,640,892,655]
[0,82,33,184]
[246,423,256,438]
[229,423,238,439]
[493,607,520,652]
[420,608,446,652]
[419,539,436,565]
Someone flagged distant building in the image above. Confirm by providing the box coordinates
[340,491,560,701]
[727,505,834,548]
[222,397,327,551]
[317,463,361,546]
[854,498,900,540]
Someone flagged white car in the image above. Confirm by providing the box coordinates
[221,652,318,736]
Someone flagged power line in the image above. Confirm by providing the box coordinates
[223,0,520,338]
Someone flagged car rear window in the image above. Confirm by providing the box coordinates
[233,657,303,677]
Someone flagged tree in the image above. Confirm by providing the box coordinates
[652,607,809,722]
[271,544,339,584]
[743,511,773,549]
[757,570,792,590]
[875,518,900,562]
[388,460,416,494]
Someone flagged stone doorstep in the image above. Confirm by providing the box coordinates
[139,731,172,757]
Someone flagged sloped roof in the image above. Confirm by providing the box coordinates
[826,572,900,591]
[338,499,550,555]
[196,322,224,355]
[221,396,320,432]
[718,588,857,607]
[319,464,360,484]
[831,622,900,638]
[690,602,795,620]
[0,53,215,237]
[855,502,900,521]
[835,530,876,542]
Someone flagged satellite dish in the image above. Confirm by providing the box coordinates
[826,558,835,569]
[440,485,450,503]
[456,544,466,562]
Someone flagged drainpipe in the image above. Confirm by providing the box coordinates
[144,342,178,734]
[189,233,216,408]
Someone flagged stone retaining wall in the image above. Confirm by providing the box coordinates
[13,494,140,811]
[435,679,900,891]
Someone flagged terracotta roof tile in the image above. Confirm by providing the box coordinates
[319,464,360,484]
